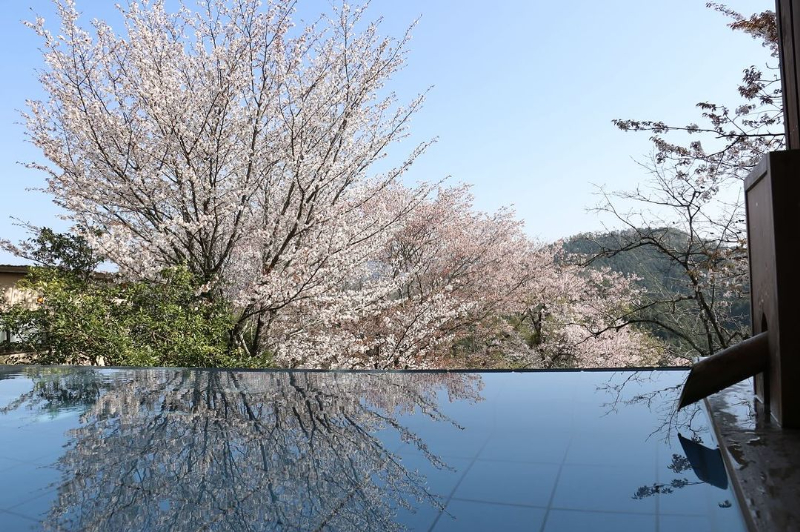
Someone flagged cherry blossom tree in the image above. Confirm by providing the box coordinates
[507,246,660,369]
[355,185,536,368]
[329,186,652,370]
[25,0,435,357]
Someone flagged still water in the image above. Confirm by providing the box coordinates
[0,367,746,531]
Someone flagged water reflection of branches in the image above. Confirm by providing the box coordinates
[633,478,705,499]
[594,372,737,509]
[668,453,693,474]
[632,453,701,500]
[597,371,706,442]
[0,367,108,417]
[6,369,483,532]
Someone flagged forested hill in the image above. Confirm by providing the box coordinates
[562,228,690,296]
[563,228,751,355]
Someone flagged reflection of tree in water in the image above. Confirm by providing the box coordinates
[633,454,702,499]
[667,453,693,474]
[633,434,733,507]
[593,371,735,506]
[8,369,483,532]
[597,371,706,441]
[632,478,709,500]
[1,367,107,416]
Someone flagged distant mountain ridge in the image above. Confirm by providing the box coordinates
[562,228,750,356]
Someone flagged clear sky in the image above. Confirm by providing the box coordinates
[0,0,774,264]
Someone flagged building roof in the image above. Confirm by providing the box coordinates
[0,265,114,281]
[0,265,29,274]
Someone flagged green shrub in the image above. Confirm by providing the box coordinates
[1,266,255,368]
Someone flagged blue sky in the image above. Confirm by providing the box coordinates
[0,0,773,264]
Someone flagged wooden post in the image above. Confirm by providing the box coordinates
[746,151,800,428]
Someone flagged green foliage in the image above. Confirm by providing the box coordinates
[3,267,131,364]
[1,227,267,367]
[5,225,104,279]
[2,265,257,368]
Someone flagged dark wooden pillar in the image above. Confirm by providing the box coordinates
[746,152,800,428]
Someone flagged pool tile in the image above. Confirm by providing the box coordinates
[394,423,491,460]
[0,456,19,472]
[656,478,716,516]
[659,514,712,531]
[452,460,559,507]
[552,464,656,514]
[0,367,749,531]
[396,453,471,497]
[544,509,656,532]
[0,430,70,465]
[393,499,442,531]
[0,463,59,509]
[6,489,57,523]
[433,499,546,532]
[565,433,657,467]
[478,430,571,465]
[0,509,40,532]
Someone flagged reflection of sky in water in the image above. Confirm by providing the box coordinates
[0,367,747,531]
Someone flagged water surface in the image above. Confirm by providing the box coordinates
[0,367,746,531]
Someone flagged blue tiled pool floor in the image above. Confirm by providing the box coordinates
[0,367,747,531]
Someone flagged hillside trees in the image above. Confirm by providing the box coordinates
[499,243,661,369]
[231,184,652,369]
[588,4,781,361]
[362,185,538,368]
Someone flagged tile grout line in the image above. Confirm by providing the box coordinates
[654,434,661,532]
[0,507,41,523]
[425,382,503,532]
[6,487,59,514]
[425,428,496,532]
[425,433,493,532]
[538,428,576,532]
[537,381,579,532]
[432,495,705,517]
